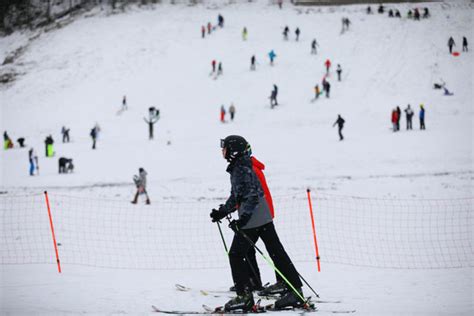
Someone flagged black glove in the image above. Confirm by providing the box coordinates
[228,213,251,232]
[210,207,227,223]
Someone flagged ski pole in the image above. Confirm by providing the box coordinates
[226,216,318,302]
[216,221,229,255]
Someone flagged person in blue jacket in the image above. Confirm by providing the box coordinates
[419,104,425,130]
[268,50,276,65]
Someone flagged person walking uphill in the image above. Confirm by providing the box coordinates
[448,37,455,54]
[131,168,151,205]
[210,135,305,312]
[333,115,345,140]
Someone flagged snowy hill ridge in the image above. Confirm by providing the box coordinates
[1,0,472,201]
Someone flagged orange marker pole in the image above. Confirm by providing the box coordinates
[44,191,61,273]
[306,189,321,272]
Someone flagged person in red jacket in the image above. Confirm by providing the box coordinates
[229,145,285,295]
[325,59,331,75]
[391,108,399,132]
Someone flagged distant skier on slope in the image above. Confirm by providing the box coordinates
[333,115,345,140]
[448,37,455,54]
[268,50,277,65]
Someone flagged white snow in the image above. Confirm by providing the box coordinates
[0,0,473,315]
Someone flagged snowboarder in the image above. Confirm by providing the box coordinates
[144,107,160,139]
[404,104,414,130]
[201,25,206,38]
[242,27,248,41]
[448,37,455,54]
[61,126,70,143]
[131,168,150,205]
[58,157,74,174]
[229,103,236,121]
[44,135,54,156]
[283,26,289,40]
[218,14,224,28]
[210,135,305,312]
[333,115,345,141]
[211,60,217,73]
[336,64,342,81]
[268,50,276,65]
[311,39,318,54]
[28,148,35,176]
[295,27,300,41]
[250,55,256,70]
[419,104,425,130]
[391,109,398,132]
[220,105,226,123]
[325,59,331,75]
[462,37,468,52]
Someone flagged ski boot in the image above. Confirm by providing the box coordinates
[257,281,287,296]
[274,288,305,309]
[224,291,254,312]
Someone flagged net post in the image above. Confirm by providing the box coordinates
[44,191,62,273]
[306,189,321,272]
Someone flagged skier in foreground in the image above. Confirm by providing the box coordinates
[210,135,305,312]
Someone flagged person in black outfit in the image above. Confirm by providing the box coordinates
[61,126,70,143]
[210,135,304,312]
[395,10,401,18]
[462,37,468,52]
[423,7,430,18]
[58,157,74,174]
[250,55,256,70]
[333,115,345,141]
[448,37,455,54]
[90,127,97,149]
[378,4,384,14]
[396,106,401,131]
[295,28,300,41]
[388,9,394,18]
[283,26,289,40]
[367,6,372,14]
[323,80,331,98]
[17,138,25,147]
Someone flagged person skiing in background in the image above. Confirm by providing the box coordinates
[325,59,331,75]
[201,25,206,38]
[278,0,283,9]
[250,55,256,70]
[210,135,305,311]
[404,104,414,130]
[448,37,455,54]
[229,103,236,121]
[220,105,226,123]
[414,8,420,20]
[3,131,13,149]
[28,148,35,176]
[131,168,151,205]
[391,108,398,132]
[217,62,223,76]
[207,22,212,34]
[419,104,426,130]
[218,14,224,28]
[388,9,394,18]
[211,60,216,74]
[45,135,54,156]
[58,157,74,174]
[396,106,402,131]
[283,26,289,40]
[242,27,248,41]
[323,79,331,98]
[17,137,25,147]
[61,126,70,143]
[366,6,372,14]
[122,95,128,111]
[336,64,342,81]
[395,9,401,18]
[144,107,160,140]
[423,7,430,18]
[295,27,300,41]
[314,84,321,100]
[333,115,345,141]
[311,39,318,54]
[90,125,98,149]
[462,37,468,52]
[378,4,384,14]
[272,84,278,105]
[268,50,276,65]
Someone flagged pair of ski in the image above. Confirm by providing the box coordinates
[175,284,341,304]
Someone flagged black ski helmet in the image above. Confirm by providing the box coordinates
[220,135,249,162]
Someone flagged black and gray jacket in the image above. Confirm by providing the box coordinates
[223,155,273,229]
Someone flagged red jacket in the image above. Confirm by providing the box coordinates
[251,156,275,218]
[391,110,398,123]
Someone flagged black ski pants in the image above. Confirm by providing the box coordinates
[338,127,344,140]
[228,222,302,296]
